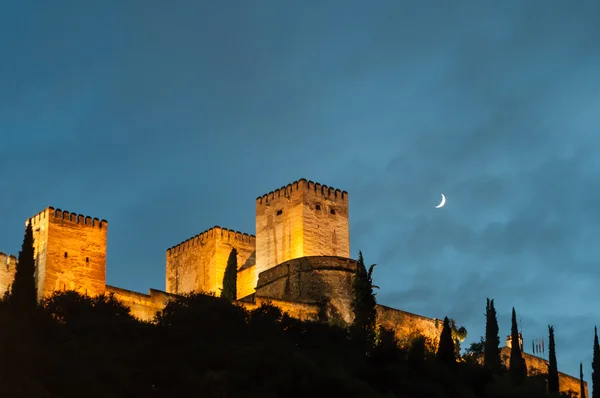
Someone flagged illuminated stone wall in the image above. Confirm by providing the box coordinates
[376,305,443,351]
[255,179,350,287]
[0,252,17,295]
[499,347,587,397]
[166,226,255,297]
[237,263,256,300]
[29,207,107,299]
[255,256,357,323]
[239,296,320,321]
[106,285,177,322]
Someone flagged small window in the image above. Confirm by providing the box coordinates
[86,257,89,263]
[330,209,336,215]
[316,204,321,210]
[64,252,68,258]
[276,209,283,216]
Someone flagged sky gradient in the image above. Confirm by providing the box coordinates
[2,0,600,384]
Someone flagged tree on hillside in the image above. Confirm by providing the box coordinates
[351,251,377,347]
[484,298,502,373]
[509,307,527,385]
[547,325,559,393]
[10,221,37,315]
[436,317,455,366]
[592,326,600,398]
[220,248,238,301]
[448,318,468,358]
[581,362,586,398]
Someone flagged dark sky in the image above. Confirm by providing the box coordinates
[2,0,599,382]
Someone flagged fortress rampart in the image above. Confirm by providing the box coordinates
[499,347,587,397]
[0,252,18,295]
[166,226,256,297]
[256,178,348,205]
[106,285,177,322]
[377,305,443,351]
[0,178,586,390]
[255,179,350,282]
[29,207,107,229]
[255,256,357,324]
[29,206,107,299]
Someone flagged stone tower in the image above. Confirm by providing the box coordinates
[165,226,256,297]
[28,207,107,300]
[255,178,350,282]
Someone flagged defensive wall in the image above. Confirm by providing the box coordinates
[377,304,443,351]
[165,226,256,297]
[255,255,357,323]
[0,179,586,389]
[105,285,177,322]
[499,347,587,397]
[0,252,17,295]
[238,296,320,321]
[255,179,350,284]
[29,207,107,299]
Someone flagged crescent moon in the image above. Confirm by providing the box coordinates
[435,194,446,209]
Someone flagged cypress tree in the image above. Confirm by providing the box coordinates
[10,221,37,314]
[436,316,456,365]
[509,307,527,385]
[220,248,237,301]
[592,326,600,398]
[484,298,502,373]
[547,325,559,393]
[581,362,586,398]
[351,251,377,347]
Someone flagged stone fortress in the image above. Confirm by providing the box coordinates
[0,178,586,396]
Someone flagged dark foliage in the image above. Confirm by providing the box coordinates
[593,326,600,398]
[581,362,586,398]
[547,325,559,393]
[484,298,503,374]
[220,248,237,301]
[0,289,580,397]
[10,221,37,315]
[436,316,456,366]
[509,307,527,385]
[350,251,377,348]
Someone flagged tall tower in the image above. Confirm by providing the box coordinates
[255,178,350,280]
[29,207,107,299]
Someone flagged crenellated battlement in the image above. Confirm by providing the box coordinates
[0,252,17,269]
[28,206,107,229]
[256,178,348,205]
[166,226,256,256]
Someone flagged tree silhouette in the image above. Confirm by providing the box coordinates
[509,307,527,385]
[547,325,559,393]
[351,251,377,347]
[10,221,37,315]
[484,298,502,373]
[592,326,600,398]
[220,248,237,301]
[436,316,456,366]
[581,362,586,398]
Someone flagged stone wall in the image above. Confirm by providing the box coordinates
[237,263,256,300]
[106,285,177,322]
[499,347,588,397]
[255,179,350,283]
[0,252,17,295]
[255,255,357,323]
[376,304,443,351]
[239,296,320,322]
[30,207,107,299]
[165,226,255,296]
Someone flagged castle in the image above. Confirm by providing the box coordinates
[0,178,587,396]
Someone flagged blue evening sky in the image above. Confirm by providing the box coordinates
[1,0,599,383]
